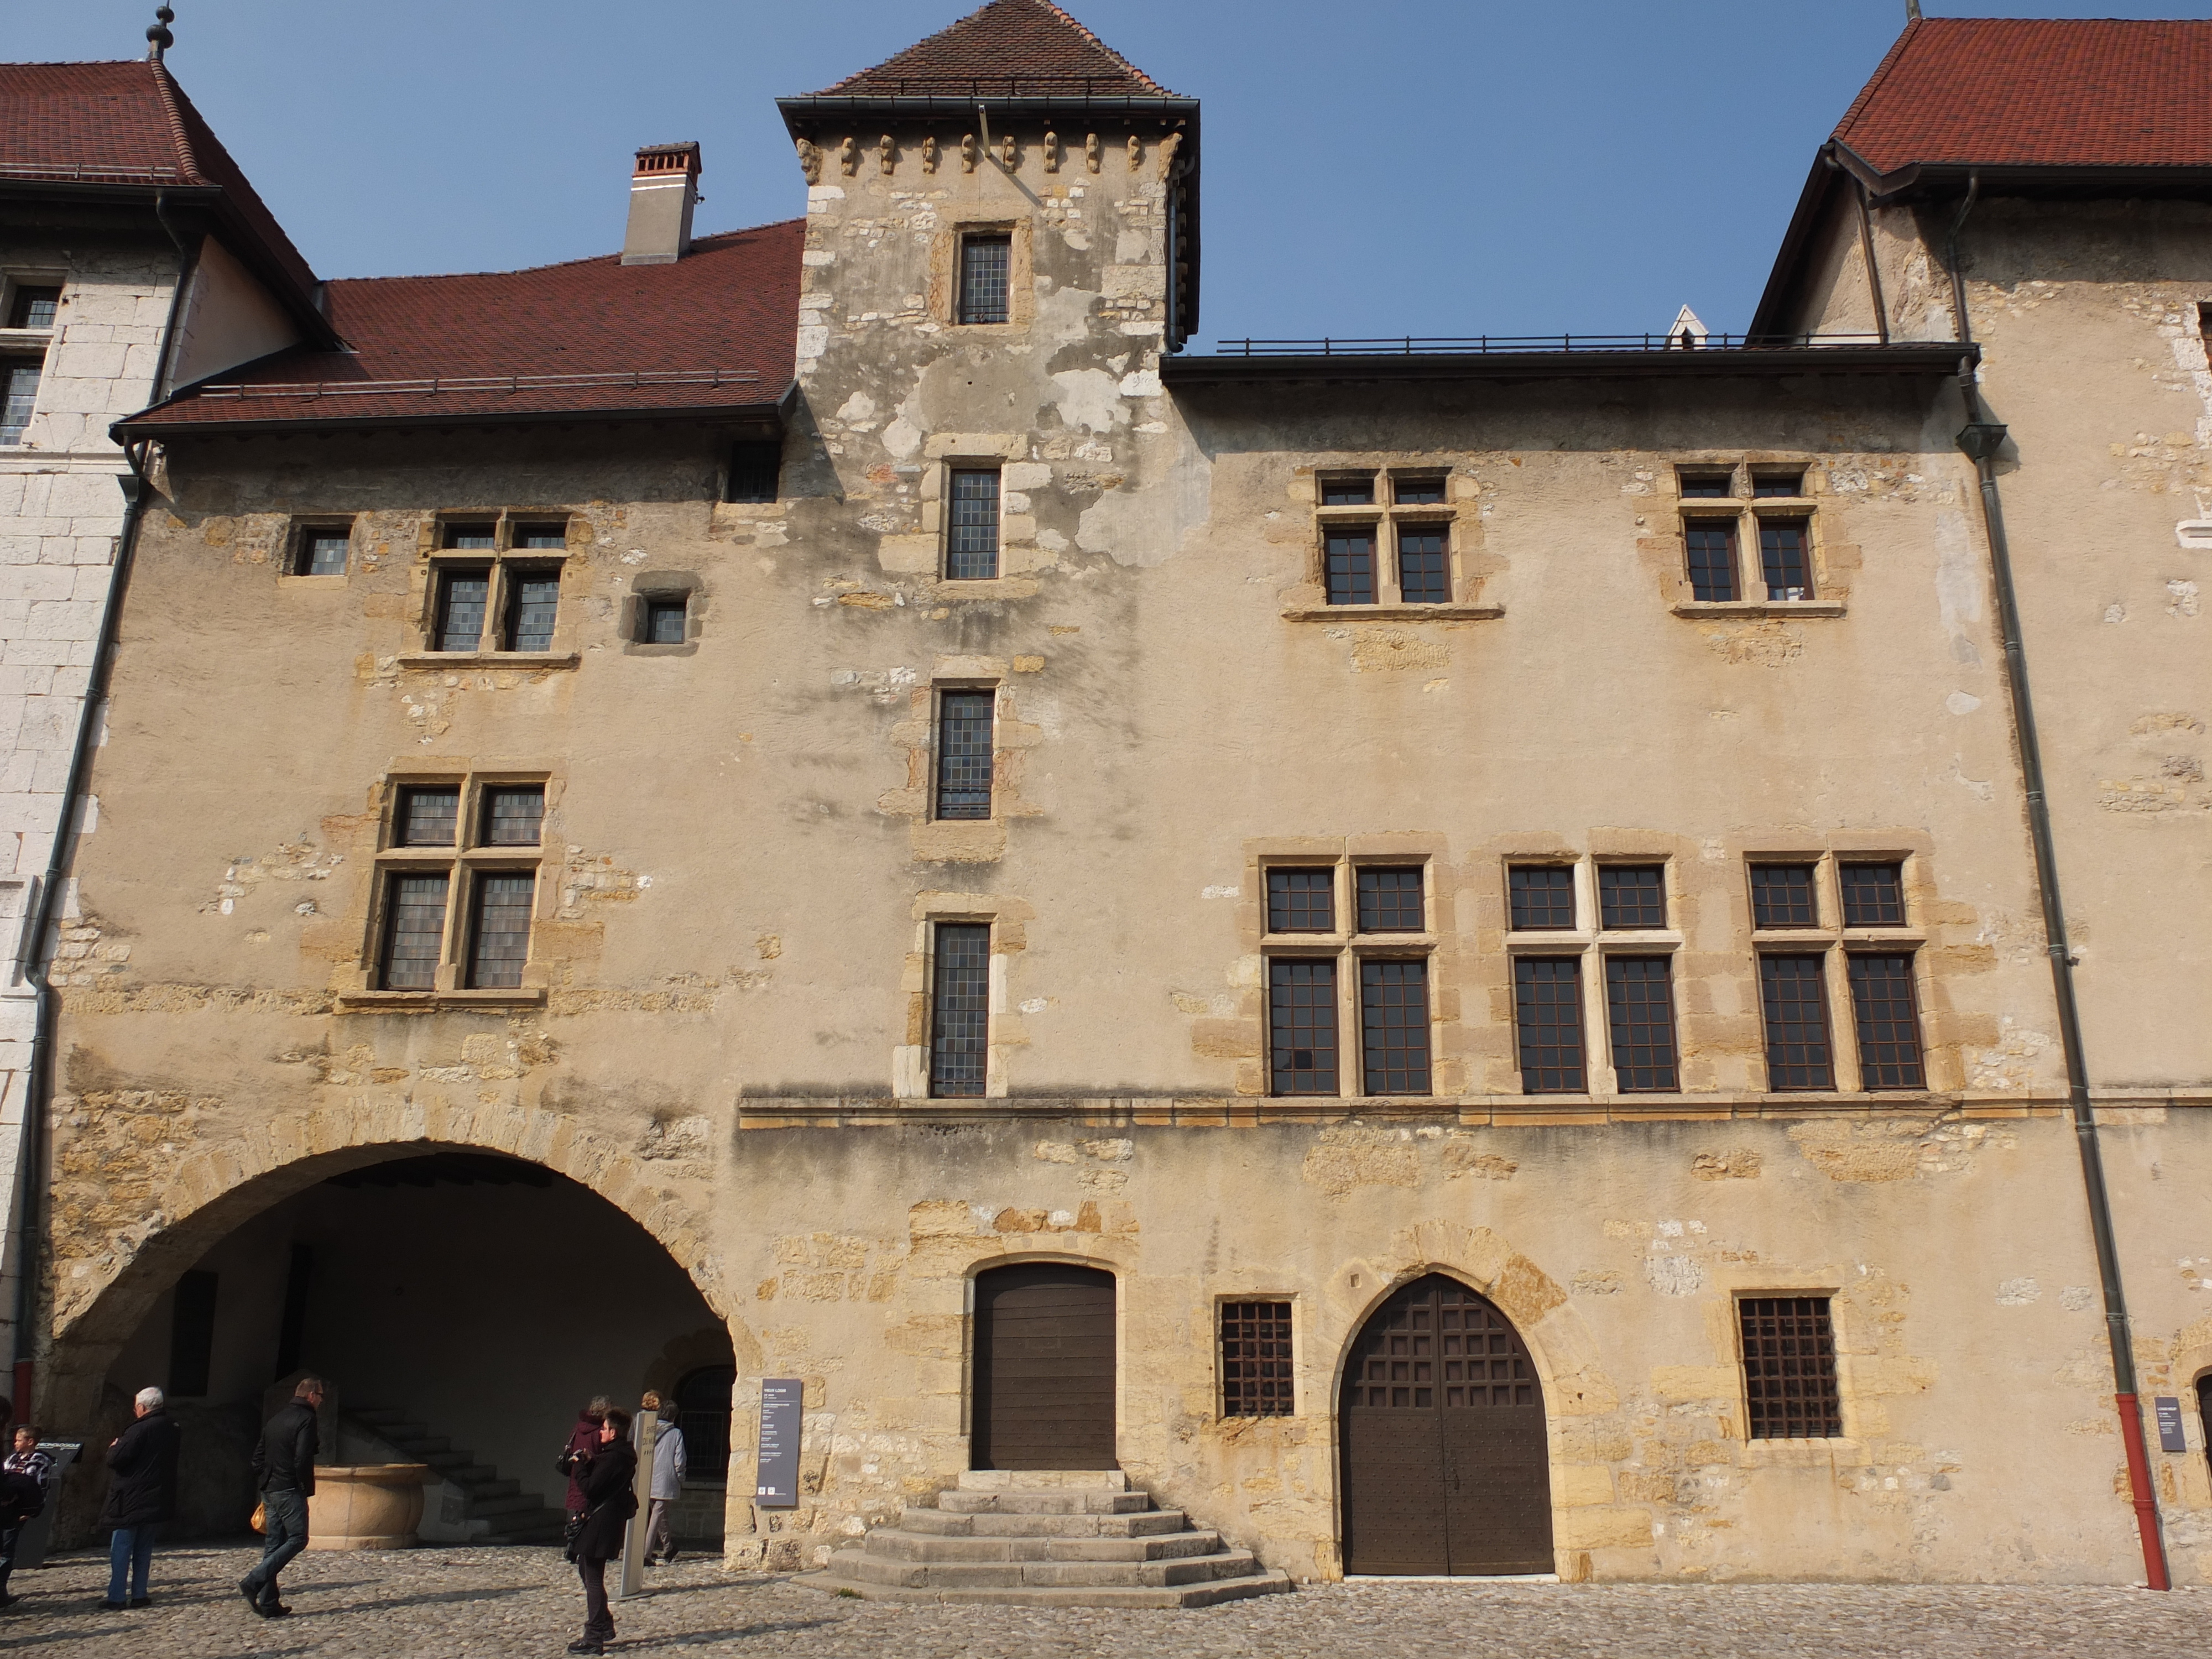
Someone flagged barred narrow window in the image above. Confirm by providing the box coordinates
[947,469,1000,579]
[1269,959,1338,1095]
[2,362,42,446]
[1598,864,1666,930]
[727,439,782,503]
[935,689,995,820]
[1513,956,1585,1091]
[1684,521,1738,602]
[1749,863,1818,928]
[379,873,449,990]
[296,527,350,576]
[1759,519,1812,600]
[958,233,1011,325]
[505,568,560,651]
[1760,953,1834,1089]
[1508,865,1575,930]
[435,568,491,651]
[1605,955,1679,1091]
[1356,867,1423,932]
[1397,528,1449,604]
[398,787,460,847]
[1266,868,1334,933]
[1738,1296,1843,1438]
[1321,476,1374,506]
[1839,861,1906,927]
[929,923,991,1098]
[467,873,535,989]
[1360,959,1431,1095]
[1220,1301,1294,1417]
[644,598,688,644]
[1848,953,1925,1089]
[482,786,544,846]
[1323,529,1375,604]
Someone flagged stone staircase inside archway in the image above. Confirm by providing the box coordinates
[803,1470,1292,1608]
[346,1406,568,1545]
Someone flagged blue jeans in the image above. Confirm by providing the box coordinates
[106,1523,158,1604]
[244,1488,310,1606]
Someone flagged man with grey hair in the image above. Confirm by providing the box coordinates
[98,1385,181,1610]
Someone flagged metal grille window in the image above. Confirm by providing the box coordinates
[1267,868,1334,933]
[1847,954,1925,1089]
[504,568,561,651]
[1,362,39,446]
[928,923,990,1097]
[1753,470,1807,498]
[1324,529,1376,604]
[513,523,567,550]
[1220,1301,1294,1417]
[1513,957,1585,1092]
[1605,956,1679,1091]
[379,873,449,990]
[1392,477,1446,505]
[1321,477,1374,507]
[7,286,60,329]
[398,787,460,847]
[467,874,535,989]
[947,469,1001,579]
[1684,521,1738,602]
[1508,865,1575,931]
[1738,1296,1843,1438]
[482,787,544,846]
[1397,528,1450,604]
[1361,960,1431,1095]
[644,598,688,643]
[1599,865,1666,929]
[442,521,497,550]
[435,568,491,651]
[1269,959,1339,1095]
[1760,519,1812,600]
[296,526,351,576]
[1839,861,1906,927]
[935,689,995,820]
[1750,863,1818,928]
[1352,867,1422,933]
[958,233,1011,325]
[1678,471,1733,499]
[1760,953,1835,1089]
[726,439,782,503]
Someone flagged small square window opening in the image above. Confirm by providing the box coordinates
[1220,1302,1294,1417]
[1266,868,1334,933]
[1508,865,1575,931]
[1357,867,1425,933]
[947,469,1001,580]
[1599,865,1666,930]
[1839,861,1906,927]
[644,598,688,644]
[727,440,781,503]
[397,787,460,847]
[1738,1296,1843,1438]
[958,233,1011,326]
[296,528,350,577]
[7,286,60,330]
[482,786,545,847]
[1750,863,1818,928]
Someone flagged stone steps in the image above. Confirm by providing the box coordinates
[799,1470,1292,1609]
[346,1405,571,1545]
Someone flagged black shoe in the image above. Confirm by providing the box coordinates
[566,1642,604,1655]
[128,1598,152,1609]
[662,1548,678,1564]
[100,1600,124,1611]
[263,1604,291,1618]
[239,1577,261,1611]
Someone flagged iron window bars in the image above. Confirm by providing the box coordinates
[1263,859,1436,1098]
[726,439,781,504]
[426,515,570,652]
[1738,1296,1844,1439]
[930,922,991,1097]
[1220,1301,1295,1417]
[1750,854,1926,1093]
[1316,471,1457,607]
[373,776,546,993]
[1674,463,1819,605]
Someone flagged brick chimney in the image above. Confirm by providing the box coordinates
[622,142,701,265]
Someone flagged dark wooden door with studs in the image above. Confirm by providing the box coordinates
[1339,1274,1554,1574]
[971,1262,1118,1470]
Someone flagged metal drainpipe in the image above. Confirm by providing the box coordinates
[1945,176,2170,1591]
[7,196,195,1422]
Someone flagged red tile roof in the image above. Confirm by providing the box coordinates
[0,60,319,305]
[121,219,804,433]
[818,0,1171,97]
[1835,18,2212,174]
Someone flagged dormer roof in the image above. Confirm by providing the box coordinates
[816,0,1172,98]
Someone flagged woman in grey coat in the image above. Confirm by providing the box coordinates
[643,1402,686,1565]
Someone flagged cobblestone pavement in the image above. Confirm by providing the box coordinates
[0,1544,2201,1657]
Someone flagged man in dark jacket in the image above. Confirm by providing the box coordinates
[239,1376,325,1618]
[567,1408,637,1656]
[98,1386,181,1610]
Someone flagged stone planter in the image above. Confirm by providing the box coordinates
[305,1464,431,1550]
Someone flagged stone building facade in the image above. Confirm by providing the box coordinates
[17,3,2212,1587]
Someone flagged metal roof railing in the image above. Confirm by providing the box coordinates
[0,161,190,183]
[1209,332,1893,356]
[195,368,763,401]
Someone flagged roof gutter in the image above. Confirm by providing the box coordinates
[113,387,795,444]
[1942,178,2170,1593]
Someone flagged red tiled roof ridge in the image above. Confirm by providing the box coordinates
[817,0,1171,97]
[310,217,806,289]
[146,60,207,184]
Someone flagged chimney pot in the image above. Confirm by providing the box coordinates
[623,142,701,265]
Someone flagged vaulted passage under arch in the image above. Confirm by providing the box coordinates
[89,1149,732,1545]
[1339,1274,1554,1575]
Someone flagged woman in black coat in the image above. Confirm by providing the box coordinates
[566,1407,637,1656]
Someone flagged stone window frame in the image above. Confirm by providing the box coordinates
[894,894,1032,1100]
[618,570,703,658]
[1284,465,1502,622]
[337,768,554,1011]
[1745,848,1929,1097]
[1216,1294,1299,1421]
[931,679,1001,822]
[927,218,1036,333]
[1501,855,1688,1100]
[1667,460,1848,620]
[397,510,585,669]
[280,515,357,586]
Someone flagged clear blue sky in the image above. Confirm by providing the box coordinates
[17,2,2211,347]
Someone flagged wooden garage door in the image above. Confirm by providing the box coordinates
[1340,1275,1553,1574]
[971,1263,1117,1470]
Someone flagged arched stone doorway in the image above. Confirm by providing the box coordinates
[59,1143,732,1546]
[1338,1273,1553,1575]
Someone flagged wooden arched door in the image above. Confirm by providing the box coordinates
[971,1262,1117,1470]
[1339,1274,1553,1574]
